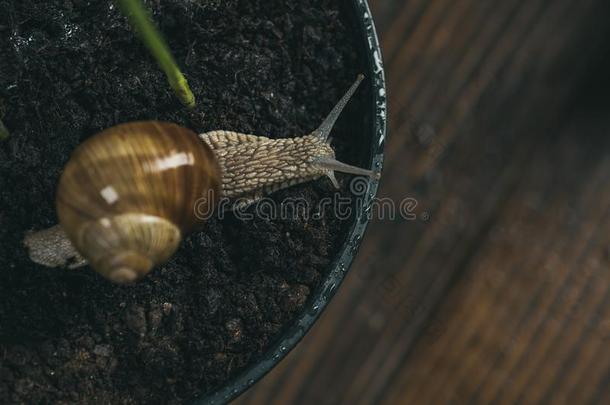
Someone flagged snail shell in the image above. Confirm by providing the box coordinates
[56,121,221,283]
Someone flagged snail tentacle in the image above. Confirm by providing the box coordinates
[313,73,365,141]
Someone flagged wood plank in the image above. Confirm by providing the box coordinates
[381,115,610,404]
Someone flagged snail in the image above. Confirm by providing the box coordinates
[24,74,379,283]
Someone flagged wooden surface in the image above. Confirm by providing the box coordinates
[234,0,610,404]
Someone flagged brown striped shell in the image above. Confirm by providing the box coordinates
[56,121,221,283]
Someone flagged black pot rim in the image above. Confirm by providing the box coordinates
[198,1,386,403]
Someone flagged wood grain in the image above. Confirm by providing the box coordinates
[233,0,610,403]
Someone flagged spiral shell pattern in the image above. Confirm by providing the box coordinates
[57,121,221,282]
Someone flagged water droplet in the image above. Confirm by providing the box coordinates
[373,51,383,73]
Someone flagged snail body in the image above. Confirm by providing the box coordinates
[200,74,375,204]
[25,75,378,283]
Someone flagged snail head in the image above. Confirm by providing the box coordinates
[309,74,380,188]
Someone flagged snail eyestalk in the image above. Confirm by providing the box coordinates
[313,74,364,141]
[0,119,8,141]
[117,0,196,108]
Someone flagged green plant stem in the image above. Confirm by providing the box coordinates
[0,119,8,141]
[117,0,196,108]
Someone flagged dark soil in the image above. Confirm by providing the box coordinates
[0,0,369,403]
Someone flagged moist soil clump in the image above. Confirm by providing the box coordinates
[0,0,368,403]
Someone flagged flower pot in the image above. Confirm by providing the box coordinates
[0,0,385,403]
